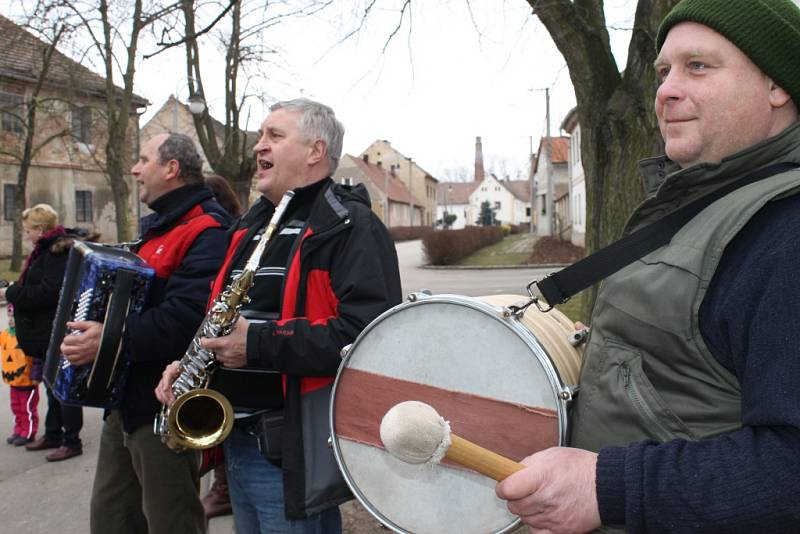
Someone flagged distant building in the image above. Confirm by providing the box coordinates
[561,108,585,246]
[437,181,477,230]
[360,140,438,226]
[141,95,259,204]
[334,154,422,227]
[531,136,570,238]
[0,14,147,254]
[436,136,532,229]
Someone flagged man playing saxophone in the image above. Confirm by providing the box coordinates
[61,133,232,534]
[156,98,402,534]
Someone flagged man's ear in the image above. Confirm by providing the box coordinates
[769,80,792,108]
[165,159,181,181]
[307,139,328,166]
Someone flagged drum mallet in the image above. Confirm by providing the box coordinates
[379,400,525,481]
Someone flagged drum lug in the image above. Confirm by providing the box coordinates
[407,289,432,302]
[340,344,352,359]
[327,436,333,448]
[558,385,579,402]
[568,328,590,347]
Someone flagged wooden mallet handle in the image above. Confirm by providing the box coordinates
[447,434,525,481]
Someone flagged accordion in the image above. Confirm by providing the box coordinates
[45,242,154,408]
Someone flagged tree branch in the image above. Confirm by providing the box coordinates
[143,0,235,59]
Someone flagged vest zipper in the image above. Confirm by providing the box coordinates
[621,362,674,442]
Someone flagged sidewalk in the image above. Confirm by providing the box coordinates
[0,305,233,533]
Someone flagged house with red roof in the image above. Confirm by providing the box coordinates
[0,14,148,254]
[334,154,423,227]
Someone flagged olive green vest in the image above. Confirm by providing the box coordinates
[569,123,800,532]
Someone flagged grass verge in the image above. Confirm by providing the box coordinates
[457,234,533,266]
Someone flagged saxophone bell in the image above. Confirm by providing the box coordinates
[161,388,234,451]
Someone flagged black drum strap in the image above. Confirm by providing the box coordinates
[535,162,800,309]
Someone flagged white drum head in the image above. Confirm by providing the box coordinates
[331,294,580,534]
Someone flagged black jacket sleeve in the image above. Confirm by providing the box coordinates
[5,250,67,312]
[124,225,230,364]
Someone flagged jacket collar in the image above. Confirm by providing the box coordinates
[634,121,800,220]
[241,178,370,236]
[140,183,214,235]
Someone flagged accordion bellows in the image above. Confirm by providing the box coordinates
[45,242,154,408]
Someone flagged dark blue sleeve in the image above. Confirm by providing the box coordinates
[596,193,800,532]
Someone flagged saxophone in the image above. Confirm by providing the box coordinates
[154,190,295,451]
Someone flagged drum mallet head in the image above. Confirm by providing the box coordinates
[379,400,525,481]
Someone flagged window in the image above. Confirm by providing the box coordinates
[541,194,547,215]
[526,207,531,217]
[494,201,501,210]
[75,190,93,222]
[3,184,17,221]
[0,93,23,133]
[71,105,91,143]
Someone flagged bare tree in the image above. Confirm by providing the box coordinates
[149,0,333,207]
[46,0,179,241]
[181,0,255,205]
[0,21,69,270]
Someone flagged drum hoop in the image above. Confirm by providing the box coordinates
[330,293,570,534]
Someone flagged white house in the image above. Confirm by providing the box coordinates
[436,181,477,229]
[468,174,531,226]
[437,175,531,229]
[562,108,585,247]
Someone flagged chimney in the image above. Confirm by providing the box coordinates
[475,136,485,182]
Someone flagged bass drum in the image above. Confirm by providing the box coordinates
[330,293,582,534]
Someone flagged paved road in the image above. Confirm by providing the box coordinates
[0,239,554,533]
[397,239,554,298]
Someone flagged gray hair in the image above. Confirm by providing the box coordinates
[158,133,204,184]
[270,98,345,174]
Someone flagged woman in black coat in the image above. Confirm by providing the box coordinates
[1,204,94,461]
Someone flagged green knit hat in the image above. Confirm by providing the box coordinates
[657,0,800,105]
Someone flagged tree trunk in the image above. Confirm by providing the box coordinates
[10,26,65,271]
[529,0,678,322]
[183,0,256,208]
[99,0,146,242]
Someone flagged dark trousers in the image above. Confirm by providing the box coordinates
[44,385,83,447]
[90,410,206,534]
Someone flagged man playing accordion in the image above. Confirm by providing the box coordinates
[61,133,232,534]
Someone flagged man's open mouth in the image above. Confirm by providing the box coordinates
[259,160,273,170]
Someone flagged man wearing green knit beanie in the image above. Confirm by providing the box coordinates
[497,1,800,532]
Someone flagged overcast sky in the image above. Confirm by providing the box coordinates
[132,0,643,181]
[5,0,639,181]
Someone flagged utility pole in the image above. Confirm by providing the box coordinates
[545,88,554,238]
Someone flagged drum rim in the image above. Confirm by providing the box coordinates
[329,292,570,534]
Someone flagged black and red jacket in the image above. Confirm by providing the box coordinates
[209,178,402,518]
[120,183,232,432]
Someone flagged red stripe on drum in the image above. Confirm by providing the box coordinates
[334,368,558,466]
